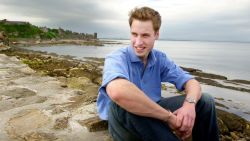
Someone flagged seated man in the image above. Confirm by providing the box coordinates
[97,6,219,141]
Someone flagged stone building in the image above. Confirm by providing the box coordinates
[0,31,5,42]
[94,33,97,39]
[0,19,28,25]
[0,31,9,45]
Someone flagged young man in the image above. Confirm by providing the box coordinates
[97,7,219,141]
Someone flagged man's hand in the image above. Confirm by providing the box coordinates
[173,103,196,140]
[165,113,180,130]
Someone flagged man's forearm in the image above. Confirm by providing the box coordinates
[106,78,173,122]
[184,79,202,104]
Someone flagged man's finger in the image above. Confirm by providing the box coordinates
[179,116,189,132]
[173,110,178,115]
[181,129,192,140]
[175,114,183,129]
[191,118,195,128]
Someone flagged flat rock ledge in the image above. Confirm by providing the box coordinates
[0,53,110,141]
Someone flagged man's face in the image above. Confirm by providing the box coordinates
[130,19,159,62]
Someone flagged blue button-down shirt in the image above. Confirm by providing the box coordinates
[97,46,193,120]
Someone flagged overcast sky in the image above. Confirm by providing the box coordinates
[1,0,250,42]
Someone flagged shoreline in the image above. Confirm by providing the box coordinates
[6,43,250,90]
[0,46,250,140]
[6,39,124,48]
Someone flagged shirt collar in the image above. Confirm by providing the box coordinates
[127,45,156,67]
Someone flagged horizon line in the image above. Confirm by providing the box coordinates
[99,37,250,44]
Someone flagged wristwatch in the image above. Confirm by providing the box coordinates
[185,97,196,104]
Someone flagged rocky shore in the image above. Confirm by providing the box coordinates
[181,67,250,93]
[0,46,249,141]
[7,39,124,48]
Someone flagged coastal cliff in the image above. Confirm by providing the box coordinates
[0,19,99,47]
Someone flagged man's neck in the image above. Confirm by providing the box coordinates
[139,56,148,67]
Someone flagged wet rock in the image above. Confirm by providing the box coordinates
[223,135,232,141]
[230,132,239,140]
[53,117,70,130]
[217,118,229,134]
[196,77,250,93]
[161,83,167,90]
[49,69,68,77]
[244,124,250,136]
[192,71,227,80]
[215,97,224,101]
[104,135,113,141]
[69,68,86,77]
[230,79,250,85]
[217,109,250,140]
[182,66,227,80]
[84,57,105,64]
[21,58,44,70]
[195,77,221,86]
[217,109,244,131]
[78,116,108,132]
[66,77,99,99]
[66,77,92,90]
[93,76,102,86]
[82,63,96,71]
[215,102,229,109]
[181,67,201,73]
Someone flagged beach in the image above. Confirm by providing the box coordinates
[0,44,250,140]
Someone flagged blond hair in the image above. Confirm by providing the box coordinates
[129,6,161,32]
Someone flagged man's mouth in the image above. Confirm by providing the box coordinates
[135,46,145,53]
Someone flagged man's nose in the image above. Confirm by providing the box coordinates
[135,37,143,46]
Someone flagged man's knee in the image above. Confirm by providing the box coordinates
[197,93,216,111]
[108,102,141,141]
[109,101,129,121]
[199,93,215,104]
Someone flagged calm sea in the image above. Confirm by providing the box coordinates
[25,39,250,80]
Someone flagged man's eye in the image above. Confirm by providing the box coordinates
[132,33,137,37]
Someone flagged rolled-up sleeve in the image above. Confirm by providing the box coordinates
[97,51,129,120]
[100,54,129,93]
[160,53,193,91]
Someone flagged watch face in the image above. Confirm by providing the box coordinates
[185,97,196,104]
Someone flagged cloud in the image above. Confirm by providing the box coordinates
[159,0,250,41]
[0,0,249,42]
[0,0,120,30]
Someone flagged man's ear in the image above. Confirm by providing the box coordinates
[155,31,159,40]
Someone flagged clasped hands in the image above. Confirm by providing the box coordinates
[166,103,196,141]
